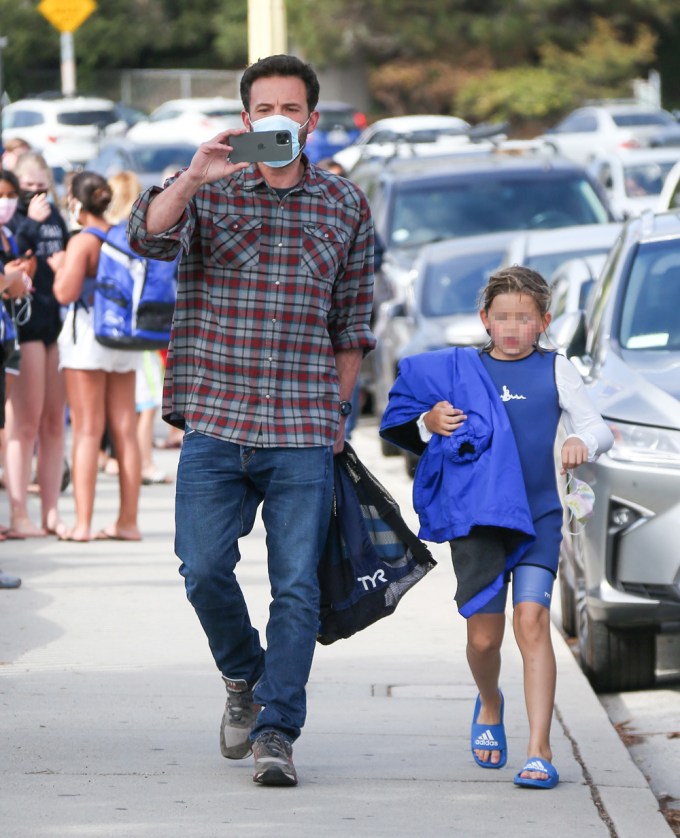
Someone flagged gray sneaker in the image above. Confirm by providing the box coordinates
[252,730,298,787]
[219,677,260,759]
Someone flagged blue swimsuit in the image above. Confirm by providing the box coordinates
[478,350,563,612]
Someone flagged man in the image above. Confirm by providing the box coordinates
[128,54,375,787]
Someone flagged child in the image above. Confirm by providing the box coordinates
[380,265,613,790]
[6,152,68,538]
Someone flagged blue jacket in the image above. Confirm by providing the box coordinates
[380,347,536,615]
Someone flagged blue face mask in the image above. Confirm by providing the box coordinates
[248,113,310,167]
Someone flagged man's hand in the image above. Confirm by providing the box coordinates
[144,130,251,236]
[424,401,467,436]
[333,421,346,455]
[561,437,588,474]
[184,130,251,186]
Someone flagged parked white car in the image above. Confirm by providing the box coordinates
[333,114,480,173]
[126,97,243,143]
[588,148,680,217]
[537,104,679,167]
[657,158,680,210]
[1,96,127,165]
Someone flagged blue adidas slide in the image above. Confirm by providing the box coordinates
[514,757,560,789]
[471,691,507,769]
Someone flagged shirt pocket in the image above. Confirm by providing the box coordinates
[211,216,262,269]
[301,223,348,280]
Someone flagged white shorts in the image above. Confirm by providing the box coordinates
[58,306,142,374]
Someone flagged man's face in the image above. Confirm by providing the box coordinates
[244,75,318,142]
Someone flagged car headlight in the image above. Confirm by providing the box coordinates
[606,420,680,468]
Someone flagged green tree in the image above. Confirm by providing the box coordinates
[287,0,678,121]
[1,0,679,122]
[455,18,658,128]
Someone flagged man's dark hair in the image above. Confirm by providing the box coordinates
[240,54,320,113]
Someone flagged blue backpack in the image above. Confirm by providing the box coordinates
[83,224,178,350]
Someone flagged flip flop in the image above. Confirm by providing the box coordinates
[57,532,91,543]
[94,529,142,542]
[514,757,559,789]
[471,691,507,769]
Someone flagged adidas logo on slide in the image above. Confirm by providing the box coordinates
[524,759,548,773]
[474,729,499,748]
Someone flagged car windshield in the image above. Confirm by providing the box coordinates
[618,239,680,350]
[421,250,506,317]
[128,145,197,172]
[526,248,612,280]
[612,111,676,128]
[58,110,117,127]
[389,175,610,247]
[623,161,677,197]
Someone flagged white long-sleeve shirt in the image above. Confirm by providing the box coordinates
[417,353,614,459]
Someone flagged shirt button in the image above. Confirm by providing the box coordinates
[275,280,280,285]
[265,394,270,399]
[277,242,283,247]
[272,318,277,323]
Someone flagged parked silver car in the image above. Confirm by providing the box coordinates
[499,221,622,280]
[371,231,515,463]
[557,209,680,692]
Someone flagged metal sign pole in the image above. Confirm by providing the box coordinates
[61,31,76,96]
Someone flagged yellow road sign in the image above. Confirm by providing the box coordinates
[38,0,96,33]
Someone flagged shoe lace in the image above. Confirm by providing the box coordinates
[226,688,253,724]
[257,730,289,757]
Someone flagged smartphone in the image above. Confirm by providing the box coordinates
[228,130,293,163]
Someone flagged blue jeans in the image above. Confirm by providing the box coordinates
[175,431,334,742]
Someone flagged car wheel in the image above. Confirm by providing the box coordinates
[380,437,402,458]
[558,566,577,637]
[578,606,655,692]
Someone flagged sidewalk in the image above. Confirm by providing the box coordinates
[0,423,673,838]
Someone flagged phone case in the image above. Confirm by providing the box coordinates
[229,130,293,163]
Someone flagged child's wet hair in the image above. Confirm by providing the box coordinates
[479,266,551,317]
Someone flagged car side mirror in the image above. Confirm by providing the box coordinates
[565,310,587,359]
[548,310,586,355]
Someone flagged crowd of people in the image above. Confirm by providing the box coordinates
[0,137,181,579]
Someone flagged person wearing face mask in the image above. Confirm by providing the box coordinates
[1,168,36,549]
[128,54,376,787]
[5,152,68,539]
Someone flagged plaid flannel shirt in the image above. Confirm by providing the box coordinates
[128,160,375,447]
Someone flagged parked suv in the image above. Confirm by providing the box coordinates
[558,209,680,692]
[353,152,614,310]
[353,152,614,410]
[1,97,127,165]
